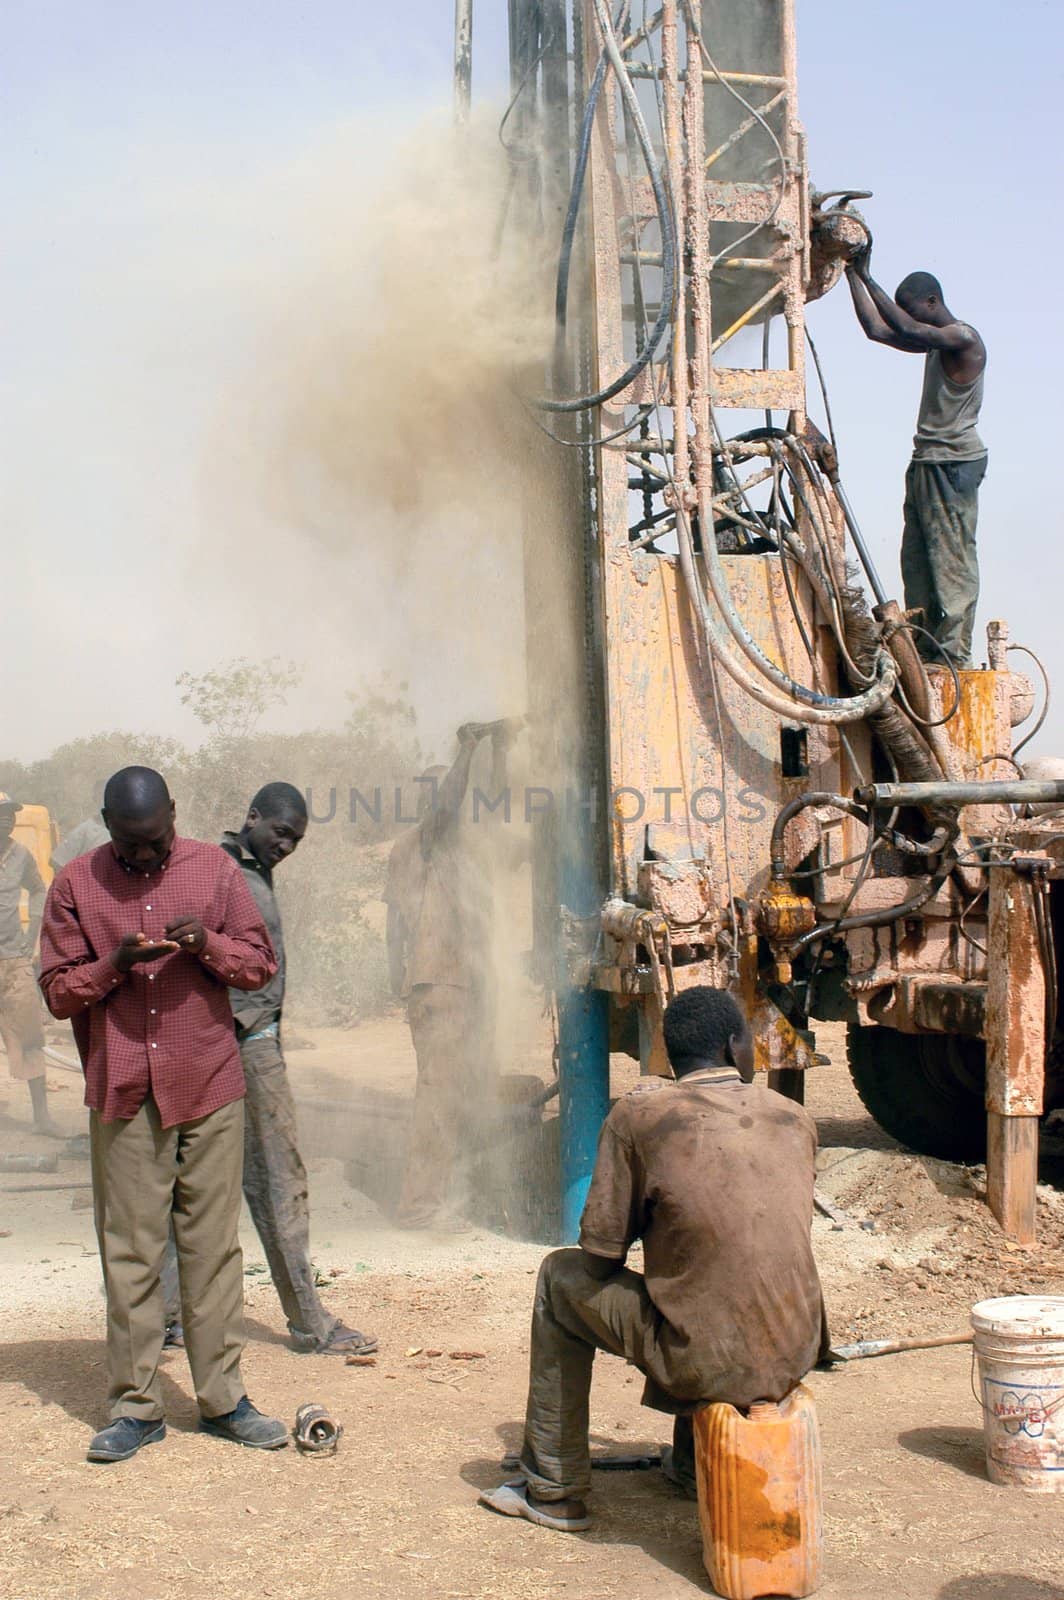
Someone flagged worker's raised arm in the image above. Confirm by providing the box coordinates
[847,248,987,390]
[419,723,490,854]
[845,262,925,353]
[866,279,977,354]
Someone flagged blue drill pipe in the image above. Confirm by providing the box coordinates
[556,795,610,1242]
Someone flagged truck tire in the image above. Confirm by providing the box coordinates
[845,1024,987,1162]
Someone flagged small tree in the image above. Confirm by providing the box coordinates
[176,656,302,742]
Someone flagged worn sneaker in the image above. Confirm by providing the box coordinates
[199,1397,288,1450]
[87,1416,166,1463]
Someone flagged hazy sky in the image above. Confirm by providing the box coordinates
[3,1,1062,760]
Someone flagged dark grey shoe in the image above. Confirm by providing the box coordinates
[660,1444,699,1500]
[87,1416,166,1463]
[199,1396,288,1450]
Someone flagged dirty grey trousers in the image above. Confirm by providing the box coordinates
[518,1248,695,1503]
[164,1034,339,1348]
[238,1032,339,1348]
[901,455,987,669]
[397,985,477,1227]
[92,1096,247,1421]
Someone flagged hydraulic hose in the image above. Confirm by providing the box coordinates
[789,859,955,958]
[693,476,898,718]
[538,0,678,413]
[1009,642,1051,760]
[674,501,895,726]
[704,426,895,713]
[826,470,887,608]
[770,791,952,880]
[771,791,863,878]
[552,41,611,366]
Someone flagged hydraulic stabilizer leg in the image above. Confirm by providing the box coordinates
[985,859,1048,1244]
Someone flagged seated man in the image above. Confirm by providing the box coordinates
[480,985,829,1532]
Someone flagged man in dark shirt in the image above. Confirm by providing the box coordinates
[0,792,57,1134]
[39,766,287,1463]
[217,781,377,1356]
[480,985,829,1532]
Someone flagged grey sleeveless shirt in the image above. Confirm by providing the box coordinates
[912,335,986,462]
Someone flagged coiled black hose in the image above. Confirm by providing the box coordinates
[538,0,678,413]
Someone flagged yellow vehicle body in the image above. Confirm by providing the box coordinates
[12,804,57,927]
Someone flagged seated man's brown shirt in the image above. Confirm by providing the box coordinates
[579,1069,829,1409]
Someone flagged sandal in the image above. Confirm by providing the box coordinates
[478,1481,590,1533]
[317,1324,379,1357]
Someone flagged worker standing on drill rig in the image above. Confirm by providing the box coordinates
[845,244,987,669]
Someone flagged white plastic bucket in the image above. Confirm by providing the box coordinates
[971,1296,1064,1492]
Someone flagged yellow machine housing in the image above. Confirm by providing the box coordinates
[12,805,56,927]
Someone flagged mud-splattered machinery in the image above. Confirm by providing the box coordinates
[487,0,1064,1241]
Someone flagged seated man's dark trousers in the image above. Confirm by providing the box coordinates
[518,1247,695,1504]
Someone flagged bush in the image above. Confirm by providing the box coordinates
[3,662,423,1027]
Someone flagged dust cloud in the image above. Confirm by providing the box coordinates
[201,109,564,750]
[201,111,575,1230]
[5,109,581,1265]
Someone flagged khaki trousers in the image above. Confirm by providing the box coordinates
[90,1096,247,1421]
[0,956,46,1082]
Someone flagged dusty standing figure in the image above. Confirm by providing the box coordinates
[39,766,287,1463]
[0,791,57,1135]
[385,723,497,1231]
[846,247,987,668]
[216,782,377,1356]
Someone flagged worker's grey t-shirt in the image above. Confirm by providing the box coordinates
[912,341,986,462]
[580,1070,830,1409]
[0,840,45,958]
[219,832,285,1035]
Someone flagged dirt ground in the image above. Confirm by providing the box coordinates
[1,1015,1062,1600]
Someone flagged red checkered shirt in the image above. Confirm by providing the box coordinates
[39,836,277,1126]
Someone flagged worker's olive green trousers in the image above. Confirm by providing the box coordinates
[518,1248,695,1503]
[901,455,986,669]
[90,1096,247,1421]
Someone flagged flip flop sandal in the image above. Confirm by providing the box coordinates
[478,1481,590,1533]
[320,1329,379,1356]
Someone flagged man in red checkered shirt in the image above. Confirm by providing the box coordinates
[39,766,288,1463]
